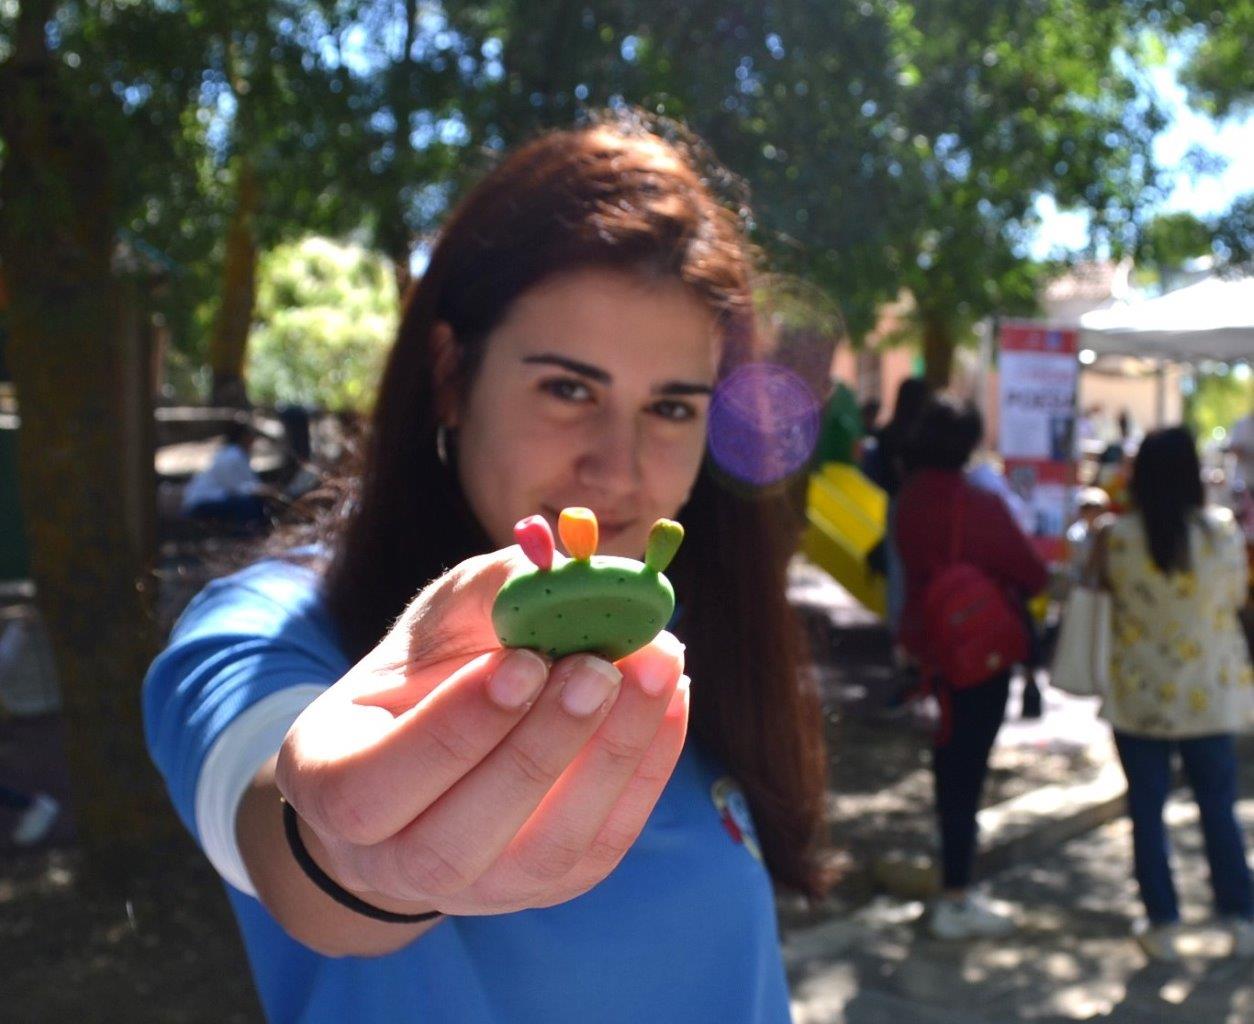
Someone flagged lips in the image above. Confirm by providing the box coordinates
[597,521,634,544]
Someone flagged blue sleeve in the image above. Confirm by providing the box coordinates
[142,561,352,841]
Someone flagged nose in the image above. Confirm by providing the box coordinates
[575,409,643,502]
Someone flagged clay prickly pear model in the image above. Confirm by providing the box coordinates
[492,507,684,661]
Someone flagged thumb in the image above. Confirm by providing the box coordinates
[350,545,535,705]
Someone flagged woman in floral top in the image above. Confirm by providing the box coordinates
[1099,426,1254,961]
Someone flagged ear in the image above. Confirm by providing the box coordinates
[430,321,463,427]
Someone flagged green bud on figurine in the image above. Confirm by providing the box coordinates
[492,508,683,661]
[644,519,684,573]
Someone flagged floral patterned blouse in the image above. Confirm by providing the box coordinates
[1103,507,1253,737]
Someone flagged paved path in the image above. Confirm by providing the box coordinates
[786,796,1254,1023]
[787,557,1254,1021]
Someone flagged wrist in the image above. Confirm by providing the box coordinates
[282,799,443,923]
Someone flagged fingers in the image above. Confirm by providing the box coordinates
[481,648,688,900]
[360,652,626,900]
[279,647,551,844]
[280,612,692,912]
[538,677,690,903]
[463,675,690,913]
[345,545,538,712]
[364,632,686,906]
[392,547,535,665]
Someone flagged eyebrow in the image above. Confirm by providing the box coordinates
[521,353,713,397]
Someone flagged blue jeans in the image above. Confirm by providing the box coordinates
[885,500,904,636]
[186,495,266,527]
[1113,732,1254,924]
[0,783,33,811]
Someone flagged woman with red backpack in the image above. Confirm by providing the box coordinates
[895,396,1048,939]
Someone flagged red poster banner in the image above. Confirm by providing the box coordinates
[998,322,1079,563]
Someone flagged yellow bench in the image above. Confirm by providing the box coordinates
[801,463,887,616]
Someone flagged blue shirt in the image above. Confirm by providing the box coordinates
[143,561,793,1024]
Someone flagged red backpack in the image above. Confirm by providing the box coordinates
[922,489,1028,689]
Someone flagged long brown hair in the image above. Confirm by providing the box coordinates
[1130,426,1205,574]
[323,116,830,898]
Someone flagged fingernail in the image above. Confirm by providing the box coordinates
[638,634,686,697]
[487,649,549,710]
[560,656,622,717]
[655,632,686,660]
[666,676,691,715]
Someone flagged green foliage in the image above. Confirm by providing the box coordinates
[1136,210,1215,277]
[1173,1,1254,117]
[430,2,1168,377]
[1187,370,1254,445]
[4,0,1248,389]
[1164,2,1254,276]
[1127,197,1254,280]
[247,236,398,411]
[1212,193,1254,270]
[0,0,456,380]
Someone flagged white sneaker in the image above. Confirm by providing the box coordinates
[12,793,59,846]
[929,893,1017,939]
[1227,918,1254,958]
[1132,919,1181,962]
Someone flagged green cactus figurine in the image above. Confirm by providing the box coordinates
[492,507,684,661]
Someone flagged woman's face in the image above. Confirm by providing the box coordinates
[446,268,719,558]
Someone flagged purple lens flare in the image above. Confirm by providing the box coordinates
[707,363,821,486]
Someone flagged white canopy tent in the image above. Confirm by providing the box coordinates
[1079,274,1254,362]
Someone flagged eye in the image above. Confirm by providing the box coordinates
[649,398,699,422]
[539,377,593,403]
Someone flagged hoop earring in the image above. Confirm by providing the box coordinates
[436,423,451,468]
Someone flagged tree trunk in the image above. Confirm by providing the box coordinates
[382,0,419,304]
[0,0,171,869]
[391,256,412,301]
[920,309,955,391]
[209,157,260,406]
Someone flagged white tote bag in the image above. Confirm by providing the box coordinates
[1049,585,1111,697]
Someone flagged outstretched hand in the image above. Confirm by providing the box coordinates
[275,546,689,916]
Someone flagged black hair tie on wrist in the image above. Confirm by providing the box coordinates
[280,798,442,924]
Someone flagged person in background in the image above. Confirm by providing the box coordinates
[812,377,863,467]
[0,607,61,845]
[861,377,929,500]
[1076,404,1109,454]
[862,377,931,632]
[966,454,1050,719]
[1065,486,1111,584]
[180,421,271,529]
[895,396,1048,939]
[860,398,881,437]
[1096,439,1133,514]
[0,783,59,846]
[1227,405,1254,538]
[860,377,932,716]
[1116,407,1139,451]
[1094,426,1254,962]
[1230,405,1254,492]
[967,455,1034,536]
[853,397,881,466]
[144,117,830,1024]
